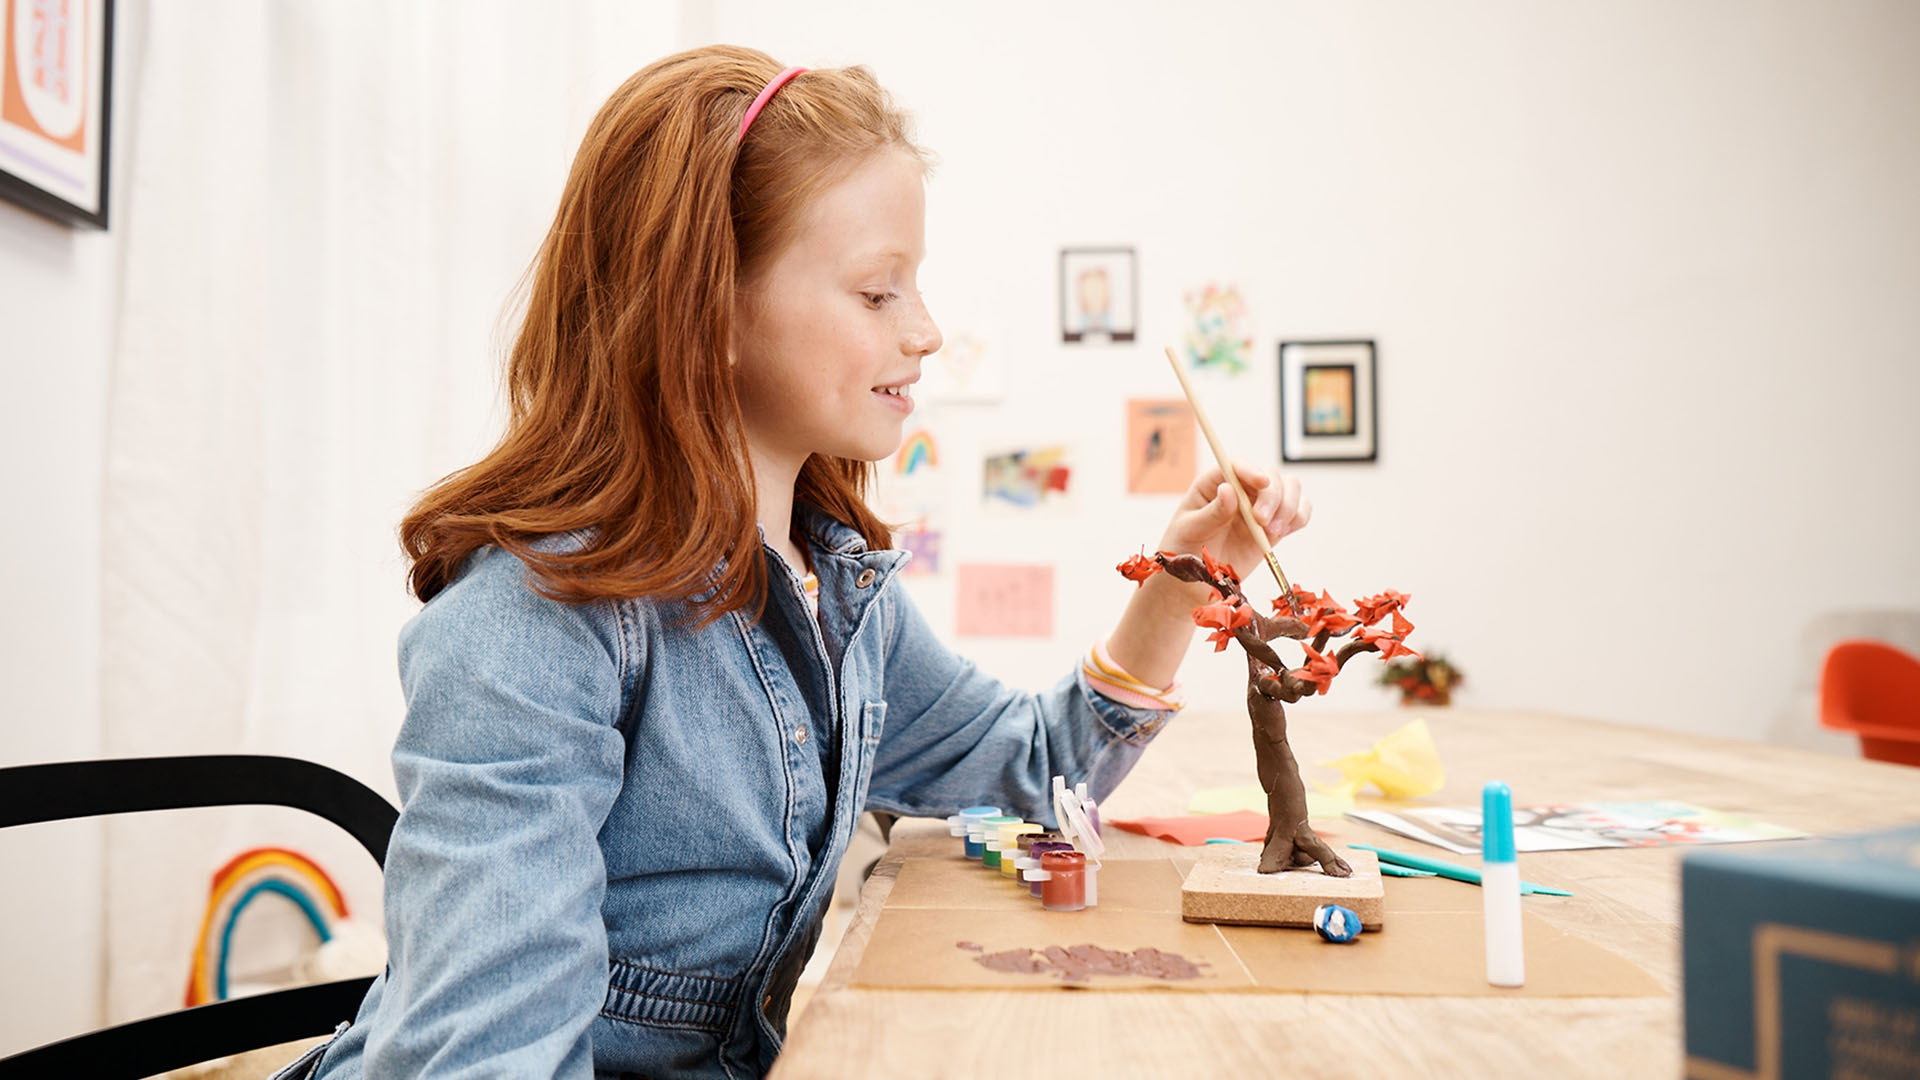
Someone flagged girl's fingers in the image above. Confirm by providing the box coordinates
[1250,483,1281,529]
[1285,495,1314,536]
[1175,464,1308,543]
[1194,460,1270,504]
[1231,459,1272,492]
[1273,475,1303,536]
[1185,467,1225,509]
[1245,472,1299,541]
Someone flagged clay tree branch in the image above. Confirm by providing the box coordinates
[1118,547,1416,879]
[1335,639,1378,666]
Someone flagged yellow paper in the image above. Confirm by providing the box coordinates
[1186,784,1354,819]
[1316,717,1446,800]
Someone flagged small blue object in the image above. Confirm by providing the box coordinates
[1203,838,1251,844]
[1312,903,1363,943]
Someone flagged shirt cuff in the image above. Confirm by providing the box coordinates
[1082,638,1187,712]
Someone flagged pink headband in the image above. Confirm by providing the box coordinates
[737,66,809,143]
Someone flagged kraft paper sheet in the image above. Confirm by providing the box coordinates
[850,858,1662,998]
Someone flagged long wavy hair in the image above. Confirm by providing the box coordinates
[401,46,930,621]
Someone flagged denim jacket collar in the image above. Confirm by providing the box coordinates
[758,502,911,578]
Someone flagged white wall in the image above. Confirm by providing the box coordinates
[0,215,112,1050]
[2,0,1917,1056]
[0,0,142,1050]
[711,0,1920,740]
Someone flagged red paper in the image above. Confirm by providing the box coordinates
[1111,809,1269,845]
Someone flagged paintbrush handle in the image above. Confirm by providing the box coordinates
[1163,347,1294,598]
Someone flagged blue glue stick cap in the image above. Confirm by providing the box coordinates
[1482,781,1515,863]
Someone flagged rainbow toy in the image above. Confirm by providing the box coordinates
[894,429,938,476]
[184,847,349,1007]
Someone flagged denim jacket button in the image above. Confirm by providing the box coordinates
[794,727,808,746]
[855,568,877,588]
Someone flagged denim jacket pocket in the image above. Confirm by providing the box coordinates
[602,957,745,1035]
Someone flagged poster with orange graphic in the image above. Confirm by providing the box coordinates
[1125,399,1196,495]
[1,0,111,226]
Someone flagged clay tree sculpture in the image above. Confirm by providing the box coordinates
[1117,549,1420,876]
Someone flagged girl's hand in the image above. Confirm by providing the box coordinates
[1155,460,1310,581]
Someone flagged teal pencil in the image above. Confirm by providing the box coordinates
[1377,863,1438,878]
[1348,843,1575,897]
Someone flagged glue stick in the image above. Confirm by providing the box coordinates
[1481,781,1525,987]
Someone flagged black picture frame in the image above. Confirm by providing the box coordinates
[1278,339,1377,463]
[1059,246,1137,343]
[0,0,114,229]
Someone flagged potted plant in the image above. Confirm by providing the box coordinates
[1378,654,1463,706]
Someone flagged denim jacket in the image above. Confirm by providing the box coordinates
[294,506,1173,1080]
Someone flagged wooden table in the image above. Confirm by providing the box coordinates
[770,708,1920,1079]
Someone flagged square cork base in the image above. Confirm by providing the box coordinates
[1181,845,1384,930]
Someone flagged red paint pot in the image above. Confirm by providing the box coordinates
[1025,841,1074,898]
[1040,850,1087,912]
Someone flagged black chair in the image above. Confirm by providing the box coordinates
[0,755,396,1079]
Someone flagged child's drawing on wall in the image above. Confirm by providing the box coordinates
[983,445,1074,511]
[1183,282,1254,375]
[1060,247,1137,343]
[1126,399,1196,495]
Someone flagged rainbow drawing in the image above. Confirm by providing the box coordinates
[895,429,938,475]
[184,847,349,1006]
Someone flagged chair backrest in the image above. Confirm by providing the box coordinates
[0,755,396,1079]
[1819,640,1920,766]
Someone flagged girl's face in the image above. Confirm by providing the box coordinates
[734,150,942,476]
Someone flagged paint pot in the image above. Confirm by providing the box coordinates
[1023,840,1075,898]
[973,816,1021,866]
[1039,850,1088,911]
[983,819,1033,870]
[994,823,1043,879]
[950,806,1001,858]
[1014,830,1062,886]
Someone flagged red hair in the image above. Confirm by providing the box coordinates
[400,46,931,621]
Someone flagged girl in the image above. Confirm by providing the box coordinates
[284,44,1308,1080]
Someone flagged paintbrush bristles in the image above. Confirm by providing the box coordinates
[1164,346,1295,599]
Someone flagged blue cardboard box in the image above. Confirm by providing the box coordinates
[1682,824,1920,1079]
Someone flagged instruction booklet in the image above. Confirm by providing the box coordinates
[1346,800,1804,855]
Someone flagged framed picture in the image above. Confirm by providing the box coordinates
[1278,339,1377,463]
[1060,246,1136,343]
[1,0,114,228]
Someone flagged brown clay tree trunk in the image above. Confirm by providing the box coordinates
[1157,553,1374,877]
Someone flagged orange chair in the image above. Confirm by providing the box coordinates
[1819,640,1920,767]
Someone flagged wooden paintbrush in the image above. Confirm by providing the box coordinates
[1164,346,1298,609]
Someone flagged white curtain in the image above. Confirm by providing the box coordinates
[100,0,680,1025]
